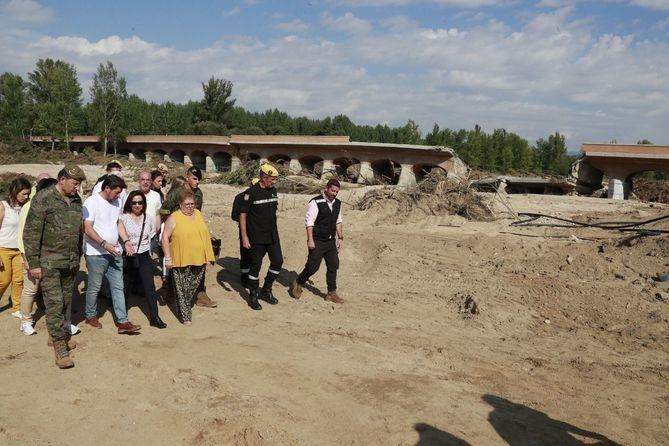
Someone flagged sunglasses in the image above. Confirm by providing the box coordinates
[131,201,144,205]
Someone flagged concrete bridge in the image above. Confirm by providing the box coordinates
[579,143,669,199]
[34,134,467,187]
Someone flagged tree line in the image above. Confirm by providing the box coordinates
[1,58,576,174]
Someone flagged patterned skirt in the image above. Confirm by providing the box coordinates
[171,265,205,322]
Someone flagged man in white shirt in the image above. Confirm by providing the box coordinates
[289,179,344,303]
[82,175,141,334]
[136,170,161,240]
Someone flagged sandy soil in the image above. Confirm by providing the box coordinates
[0,164,667,445]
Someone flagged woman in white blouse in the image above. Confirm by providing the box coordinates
[118,190,166,329]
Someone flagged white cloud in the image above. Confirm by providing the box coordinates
[629,0,669,10]
[655,16,669,29]
[328,0,506,6]
[323,12,372,34]
[275,18,309,33]
[1,4,668,149]
[1,0,54,23]
[222,7,240,17]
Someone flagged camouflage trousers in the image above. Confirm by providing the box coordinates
[42,267,78,341]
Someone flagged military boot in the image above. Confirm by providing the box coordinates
[260,288,278,305]
[53,339,74,369]
[247,289,262,311]
[288,280,303,299]
[195,290,217,308]
[48,335,77,350]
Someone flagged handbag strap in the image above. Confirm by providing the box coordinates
[137,213,147,250]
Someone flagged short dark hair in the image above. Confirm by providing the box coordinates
[36,177,58,193]
[101,174,126,191]
[326,179,341,189]
[151,170,164,181]
[123,190,146,214]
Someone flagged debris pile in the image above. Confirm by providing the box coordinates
[356,170,495,221]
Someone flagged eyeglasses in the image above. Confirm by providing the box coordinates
[131,201,144,205]
[182,202,195,207]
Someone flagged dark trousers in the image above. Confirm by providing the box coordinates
[248,240,283,291]
[297,238,339,292]
[239,228,252,277]
[125,251,160,320]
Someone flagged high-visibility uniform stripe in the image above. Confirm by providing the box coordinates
[268,269,280,274]
[252,198,278,205]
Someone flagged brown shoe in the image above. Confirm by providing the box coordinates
[53,339,74,369]
[325,291,344,304]
[117,321,141,334]
[47,336,77,350]
[195,291,217,308]
[289,280,303,299]
[85,317,102,329]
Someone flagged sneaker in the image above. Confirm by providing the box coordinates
[20,321,36,336]
[85,317,103,329]
[117,321,141,334]
[64,322,81,335]
[11,310,22,319]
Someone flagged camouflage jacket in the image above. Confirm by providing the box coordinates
[23,185,83,270]
[159,186,203,216]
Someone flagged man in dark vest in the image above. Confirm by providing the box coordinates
[289,178,344,303]
[239,164,281,311]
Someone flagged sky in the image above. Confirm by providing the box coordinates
[1,0,668,151]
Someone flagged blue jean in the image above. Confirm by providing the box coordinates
[85,254,128,323]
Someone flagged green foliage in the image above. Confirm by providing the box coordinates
[196,77,235,125]
[534,132,571,174]
[28,58,83,148]
[89,61,127,155]
[0,73,32,143]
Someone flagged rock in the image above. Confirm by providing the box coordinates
[655,273,669,282]
[655,292,669,303]
[566,256,574,265]
[614,272,625,280]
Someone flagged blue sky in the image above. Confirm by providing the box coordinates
[1,0,668,151]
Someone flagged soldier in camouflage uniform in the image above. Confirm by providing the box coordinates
[23,165,86,369]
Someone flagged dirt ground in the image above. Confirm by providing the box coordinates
[0,164,667,445]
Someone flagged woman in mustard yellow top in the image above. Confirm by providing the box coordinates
[161,190,214,325]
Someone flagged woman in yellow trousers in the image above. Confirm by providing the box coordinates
[0,177,32,318]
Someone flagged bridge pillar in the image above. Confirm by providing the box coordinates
[289,159,302,175]
[145,152,152,163]
[184,155,192,166]
[357,161,374,185]
[128,153,135,161]
[230,156,241,172]
[205,155,215,172]
[163,153,171,162]
[260,157,269,165]
[608,178,630,200]
[397,164,417,188]
[321,159,335,179]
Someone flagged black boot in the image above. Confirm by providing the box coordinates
[248,289,262,311]
[150,316,167,329]
[260,288,278,305]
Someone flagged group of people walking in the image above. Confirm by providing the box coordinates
[0,160,345,369]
